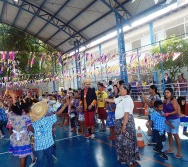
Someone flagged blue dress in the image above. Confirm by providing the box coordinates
[106,103,116,128]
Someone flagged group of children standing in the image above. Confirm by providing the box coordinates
[59,87,117,141]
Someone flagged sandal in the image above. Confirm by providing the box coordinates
[165,150,174,154]
[175,154,182,159]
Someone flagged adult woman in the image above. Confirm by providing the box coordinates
[105,85,140,165]
[117,80,125,90]
[80,78,97,139]
[112,84,118,98]
[177,75,187,97]
[163,88,181,158]
[141,85,161,138]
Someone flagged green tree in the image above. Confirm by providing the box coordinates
[0,24,58,81]
[150,35,188,81]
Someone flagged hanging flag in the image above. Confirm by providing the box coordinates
[2,52,6,60]
[85,53,89,62]
[130,54,134,63]
[102,54,106,64]
[91,54,93,60]
[26,52,32,71]
[130,54,137,63]
[30,52,35,68]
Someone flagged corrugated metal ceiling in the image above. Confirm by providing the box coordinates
[0,0,177,53]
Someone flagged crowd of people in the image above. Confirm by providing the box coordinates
[129,72,188,101]
[142,84,188,160]
[0,77,187,167]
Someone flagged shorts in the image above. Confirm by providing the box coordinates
[98,107,107,120]
[165,118,180,134]
[84,110,95,127]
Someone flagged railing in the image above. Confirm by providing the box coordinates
[61,33,188,90]
[129,82,188,101]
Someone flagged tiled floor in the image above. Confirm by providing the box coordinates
[0,115,187,167]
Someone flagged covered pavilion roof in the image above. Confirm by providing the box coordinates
[0,0,178,53]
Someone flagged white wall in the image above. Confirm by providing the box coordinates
[61,6,188,90]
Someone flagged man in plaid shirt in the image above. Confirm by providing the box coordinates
[149,101,174,160]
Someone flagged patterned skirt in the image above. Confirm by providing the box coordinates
[115,114,140,164]
[9,132,32,158]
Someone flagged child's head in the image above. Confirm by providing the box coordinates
[70,105,76,111]
[154,101,163,111]
[177,96,186,114]
[30,101,48,121]
[177,96,186,106]
[98,82,104,91]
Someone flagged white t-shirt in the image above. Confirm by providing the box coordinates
[114,95,134,119]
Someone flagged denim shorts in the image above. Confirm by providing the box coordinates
[165,118,180,134]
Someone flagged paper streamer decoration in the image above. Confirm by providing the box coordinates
[30,52,35,68]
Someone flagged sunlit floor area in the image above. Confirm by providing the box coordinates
[0,115,188,167]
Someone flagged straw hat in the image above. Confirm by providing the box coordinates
[82,78,92,85]
[30,101,48,121]
[0,102,4,108]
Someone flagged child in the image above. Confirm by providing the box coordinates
[105,96,116,140]
[149,101,174,160]
[20,97,37,167]
[78,104,85,134]
[0,102,7,139]
[177,96,188,134]
[69,105,77,132]
[7,100,33,167]
[30,100,68,167]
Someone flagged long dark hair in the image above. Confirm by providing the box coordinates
[118,80,125,86]
[150,85,161,98]
[164,88,174,100]
[177,96,186,114]
[117,80,125,95]
[11,103,22,115]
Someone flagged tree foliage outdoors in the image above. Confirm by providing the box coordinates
[0,24,59,81]
[150,35,188,81]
